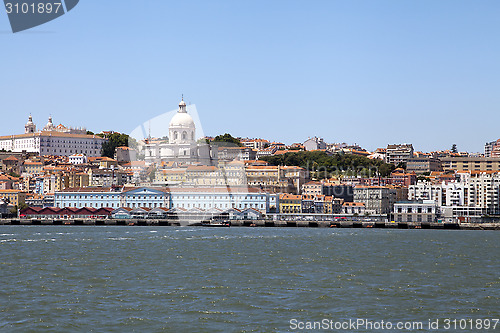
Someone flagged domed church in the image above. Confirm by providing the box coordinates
[144,98,215,165]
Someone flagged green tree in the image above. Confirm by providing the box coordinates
[149,169,156,182]
[8,171,20,178]
[260,151,395,179]
[451,144,458,153]
[212,133,243,147]
[101,133,135,158]
[395,162,406,170]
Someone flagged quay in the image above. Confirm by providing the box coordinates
[0,219,499,230]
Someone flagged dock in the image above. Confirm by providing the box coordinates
[0,219,499,230]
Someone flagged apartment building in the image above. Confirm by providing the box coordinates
[441,157,500,172]
[393,200,438,223]
[353,186,397,215]
[406,157,443,174]
[385,144,414,165]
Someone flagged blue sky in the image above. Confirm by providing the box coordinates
[1,1,499,152]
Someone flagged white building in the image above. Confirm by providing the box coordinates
[0,115,106,157]
[69,154,87,165]
[386,144,414,165]
[393,200,438,223]
[144,98,215,164]
[54,186,277,213]
[303,137,327,151]
[409,172,500,219]
[353,186,396,215]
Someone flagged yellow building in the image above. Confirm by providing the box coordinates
[68,172,89,188]
[23,161,44,175]
[155,168,187,184]
[279,193,302,213]
[0,189,27,206]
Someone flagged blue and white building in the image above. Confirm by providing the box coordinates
[54,187,170,209]
[54,186,278,213]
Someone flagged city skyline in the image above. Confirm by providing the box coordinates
[1,1,500,152]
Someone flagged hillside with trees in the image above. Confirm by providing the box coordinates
[212,133,243,147]
[100,132,137,158]
[260,151,395,179]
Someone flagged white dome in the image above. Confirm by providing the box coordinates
[170,112,195,128]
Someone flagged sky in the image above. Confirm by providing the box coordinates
[1,0,499,152]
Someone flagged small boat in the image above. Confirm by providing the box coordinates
[201,221,231,227]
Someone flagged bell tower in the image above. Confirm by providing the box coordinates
[25,114,36,133]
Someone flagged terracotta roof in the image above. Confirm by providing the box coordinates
[0,132,106,140]
[304,181,321,186]
[246,165,279,170]
[343,202,365,207]
[279,193,301,200]
[122,161,146,167]
[186,165,218,171]
[0,189,23,193]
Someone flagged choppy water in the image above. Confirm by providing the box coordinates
[0,226,498,332]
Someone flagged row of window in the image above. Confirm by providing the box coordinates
[58,202,265,209]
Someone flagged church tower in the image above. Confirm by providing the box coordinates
[25,115,36,133]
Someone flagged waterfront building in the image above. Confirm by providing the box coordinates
[393,200,438,223]
[408,181,444,204]
[302,181,354,201]
[168,187,272,213]
[0,189,26,206]
[0,198,13,216]
[408,181,466,207]
[279,193,302,213]
[465,171,500,215]
[353,186,396,215]
[342,202,366,215]
[54,186,276,213]
[55,187,170,209]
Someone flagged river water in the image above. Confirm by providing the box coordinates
[0,226,498,332]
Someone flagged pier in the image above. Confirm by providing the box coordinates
[1,219,499,230]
